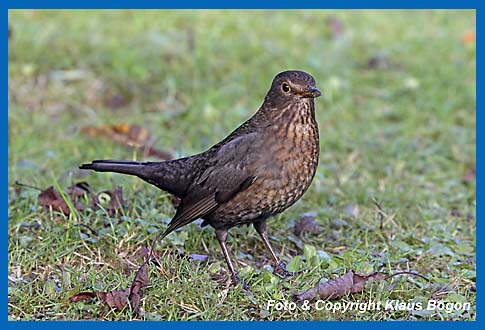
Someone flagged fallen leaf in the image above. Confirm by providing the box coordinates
[294,270,387,301]
[69,291,97,302]
[81,124,151,148]
[294,216,322,236]
[70,249,150,313]
[38,186,84,215]
[38,186,68,213]
[127,261,150,311]
[81,124,173,160]
[294,270,429,301]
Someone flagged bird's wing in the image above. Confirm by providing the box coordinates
[162,133,260,236]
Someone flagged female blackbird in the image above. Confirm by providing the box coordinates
[81,70,321,286]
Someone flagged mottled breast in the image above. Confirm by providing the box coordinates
[206,102,319,229]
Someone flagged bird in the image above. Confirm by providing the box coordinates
[80,70,321,287]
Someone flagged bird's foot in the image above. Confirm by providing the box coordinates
[273,261,298,277]
[231,273,250,291]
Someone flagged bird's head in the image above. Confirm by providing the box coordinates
[264,70,321,108]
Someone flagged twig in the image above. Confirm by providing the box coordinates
[14,180,43,191]
[372,197,386,231]
[384,271,430,282]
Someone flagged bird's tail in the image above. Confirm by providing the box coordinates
[79,160,148,177]
[80,156,195,197]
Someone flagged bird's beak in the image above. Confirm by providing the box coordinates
[298,87,322,98]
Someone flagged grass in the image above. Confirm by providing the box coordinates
[8,10,476,320]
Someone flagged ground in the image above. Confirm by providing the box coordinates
[8,10,476,320]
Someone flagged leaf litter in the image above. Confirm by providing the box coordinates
[294,270,429,301]
[19,179,434,310]
[38,185,85,215]
[70,247,151,313]
[16,180,125,216]
[81,123,173,160]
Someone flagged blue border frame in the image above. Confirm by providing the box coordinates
[5,0,478,328]
[3,1,480,9]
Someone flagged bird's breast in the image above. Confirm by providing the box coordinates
[205,104,320,228]
[223,118,319,220]
[260,118,320,209]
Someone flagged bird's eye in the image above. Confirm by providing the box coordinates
[281,82,291,93]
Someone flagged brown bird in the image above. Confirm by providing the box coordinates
[80,70,321,286]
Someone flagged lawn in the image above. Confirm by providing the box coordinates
[8,10,476,320]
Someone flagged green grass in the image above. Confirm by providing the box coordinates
[8,10,476,320]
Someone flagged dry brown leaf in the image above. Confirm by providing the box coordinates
[38,186,69,214]
[127,262,150,310]
[38,186,84,215]
[69,291,97,302]
[294,270,387,301]
[70,249,150,313]
[81,124,150,147]
[81,124,173,160]
[294,270,428,301]
[98,289,131,310]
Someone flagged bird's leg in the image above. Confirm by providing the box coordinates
[254,220,294,277]
[215,229,249,290]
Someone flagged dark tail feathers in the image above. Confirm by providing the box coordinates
[79,160,148,177]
